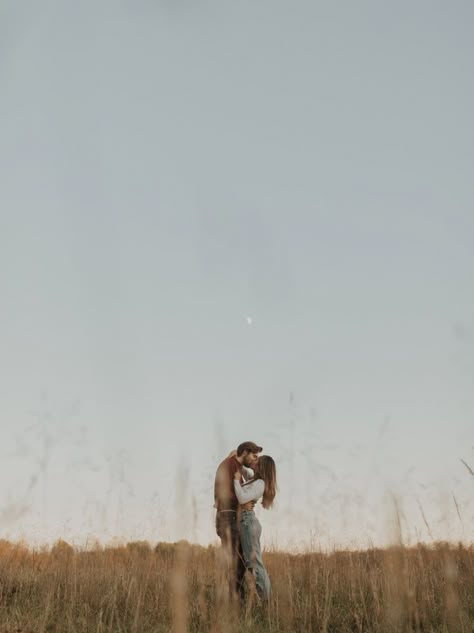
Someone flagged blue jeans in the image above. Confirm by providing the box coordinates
[239,510,271,600]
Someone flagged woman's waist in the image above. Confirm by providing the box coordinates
[239,508,258,520]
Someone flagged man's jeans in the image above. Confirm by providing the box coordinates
[239,510,271,600]
[215,510,246,600]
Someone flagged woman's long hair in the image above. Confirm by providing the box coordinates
[251,455,277,509]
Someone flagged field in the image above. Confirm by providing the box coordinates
[0,539,473,632]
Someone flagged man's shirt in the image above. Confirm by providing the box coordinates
[214,457,254,511]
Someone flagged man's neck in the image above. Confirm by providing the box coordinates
[235,455,244,465]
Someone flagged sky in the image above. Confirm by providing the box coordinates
[1,0,473,550]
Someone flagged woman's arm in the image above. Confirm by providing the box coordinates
[233,479,265,505]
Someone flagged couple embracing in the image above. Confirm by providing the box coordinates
[214,441,277,602]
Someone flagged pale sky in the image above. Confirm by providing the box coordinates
[1,0,473,550]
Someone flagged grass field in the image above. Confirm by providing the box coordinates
[0,538,472,632]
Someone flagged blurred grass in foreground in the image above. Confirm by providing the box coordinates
[0,539,473,632]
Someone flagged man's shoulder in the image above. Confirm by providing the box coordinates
[216,456,238,473]
[216,456,230,473]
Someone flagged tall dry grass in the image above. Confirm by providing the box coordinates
[0,538,472,632]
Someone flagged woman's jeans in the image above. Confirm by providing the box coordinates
[239,510,271,600]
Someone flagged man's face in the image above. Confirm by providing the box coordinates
[243,451,259,467]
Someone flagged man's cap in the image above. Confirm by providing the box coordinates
[237,441,263,455]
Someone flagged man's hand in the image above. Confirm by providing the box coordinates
[241,500,256,511]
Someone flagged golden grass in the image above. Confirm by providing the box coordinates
[0,538,472,632]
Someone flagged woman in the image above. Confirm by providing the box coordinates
[233,455,277,600]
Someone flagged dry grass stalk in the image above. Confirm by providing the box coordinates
[0,539,472,632]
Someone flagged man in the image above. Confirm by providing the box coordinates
[214,441,262,601]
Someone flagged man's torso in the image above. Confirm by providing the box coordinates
[214,456,242,512]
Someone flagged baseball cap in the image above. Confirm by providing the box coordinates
[237,441,263,455]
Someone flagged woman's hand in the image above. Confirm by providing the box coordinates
[227,449,237,458]
[234,470,241,481]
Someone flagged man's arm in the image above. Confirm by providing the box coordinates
[214,462,229,509]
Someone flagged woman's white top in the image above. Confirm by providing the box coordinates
[234,478,265,504]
